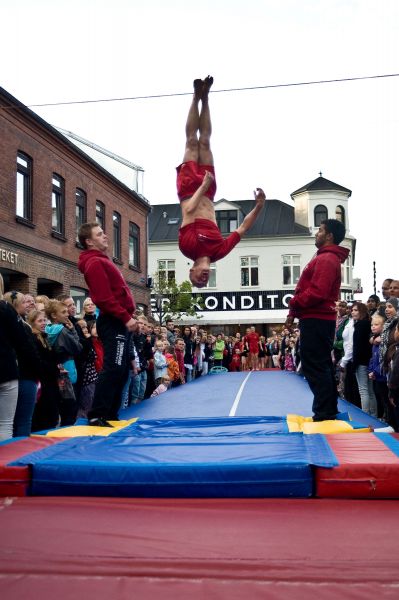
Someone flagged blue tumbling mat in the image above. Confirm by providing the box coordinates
[8,371,384,499]
[113,416,290,437]
[12,419,337,497]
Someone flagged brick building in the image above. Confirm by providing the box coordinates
[0,86,151,312]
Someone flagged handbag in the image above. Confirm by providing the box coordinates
[57,372,76,400]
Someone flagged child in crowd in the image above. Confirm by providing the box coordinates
[153,339,167,386]
[229,348,242,372]
[75,319,98,419]
[368,313,391,423]
[88,321,104,373]
[165,347,180,384]
[45,300,82,425]
[284,340,296,372]
[151,375,171,397]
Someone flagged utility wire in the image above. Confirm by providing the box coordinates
[24,72,399,108]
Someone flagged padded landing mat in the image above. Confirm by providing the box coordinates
[316,433,399,498]
[11,424,337,498]
[0,436,67,496]
[1,497,399,599]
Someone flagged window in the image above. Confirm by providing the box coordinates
[158,259,175,285]
[341,255,351,285]
[113,212,121,260]
[216,210,238,234]
[335,205,345,226]
[314,204,328,227]
[283,255,301,285]
[51,174,65,235]
[241,256,259,287]
[70,287,87,315]
[16,152,33,221]
[205,263,217,288]
[75,189,86,242]
[96,201,105,230]
[129,222,140,268]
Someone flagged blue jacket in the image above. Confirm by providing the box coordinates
[45,324,82,384]
[368,341,386,382]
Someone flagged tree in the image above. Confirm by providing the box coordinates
[151,272,203,325]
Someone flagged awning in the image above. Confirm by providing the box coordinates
[177,309,289,325]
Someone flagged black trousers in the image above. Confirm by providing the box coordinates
[299,318,338,420]
[88,314,129,421]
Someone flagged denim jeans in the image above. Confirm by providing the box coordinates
[185,367,193,383]
[14,379,38,437]
[0,380,18,441]
[130,370,148,404]
[355,365,378,417]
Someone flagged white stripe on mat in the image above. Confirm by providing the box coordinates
[229,371,253,417]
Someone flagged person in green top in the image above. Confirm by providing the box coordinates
[213,333,226,367]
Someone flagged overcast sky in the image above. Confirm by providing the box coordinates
[2,0,398,298]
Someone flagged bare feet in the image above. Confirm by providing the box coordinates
[202,75,214,100]
[193,78,203,101]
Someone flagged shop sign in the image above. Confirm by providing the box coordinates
[151,290,295,312]
[0,247,18,265]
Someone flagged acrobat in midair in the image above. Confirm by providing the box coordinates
[177,76,266,287]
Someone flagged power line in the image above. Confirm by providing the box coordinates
[24,72,399,108]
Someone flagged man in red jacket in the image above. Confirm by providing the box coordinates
[78,223,137,426]
[285,219,349,421]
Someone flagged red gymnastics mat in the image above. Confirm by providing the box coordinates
[0,436,67,497]
[1,496,399,600]
[316,433,399,498]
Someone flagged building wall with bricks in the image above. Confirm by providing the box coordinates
[0,86,151,312]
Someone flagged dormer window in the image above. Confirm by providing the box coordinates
[314,204,327,227]
[335,205,345,226]
[216,209,238,233]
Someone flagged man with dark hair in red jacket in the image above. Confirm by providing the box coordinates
[78,222,137,426]
[285,219,349,422]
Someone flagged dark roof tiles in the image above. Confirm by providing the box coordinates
[149,199,309,242]
[291,176,352,196]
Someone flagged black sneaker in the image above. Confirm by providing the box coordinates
[89,417,114,428]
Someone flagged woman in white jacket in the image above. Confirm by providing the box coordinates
[339,314,361,407]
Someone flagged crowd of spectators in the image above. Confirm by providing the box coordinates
[1,274,399,440]
[334,278,399,430]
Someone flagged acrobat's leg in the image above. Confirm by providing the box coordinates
[182,79,202,163]
[199,75,214,166]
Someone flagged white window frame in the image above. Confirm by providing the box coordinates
[205,263,217,288]
[158,259,176,284]
[341,254,351,285]
[240,256,259,287]
[282,254,301,286]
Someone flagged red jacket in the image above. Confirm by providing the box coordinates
[175,348,185,378]
[78,249,135,324]
[288,244,349,321]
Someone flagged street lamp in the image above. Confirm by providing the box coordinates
[155,292,164,325]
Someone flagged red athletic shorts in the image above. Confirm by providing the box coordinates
[179,219,240,263]
[176,161,217,201]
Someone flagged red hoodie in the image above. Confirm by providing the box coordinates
[288,244,349,321]
[78,249,135,324]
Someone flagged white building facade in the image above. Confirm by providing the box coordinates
[148,176,356,334]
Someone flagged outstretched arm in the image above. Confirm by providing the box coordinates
[183,170,215,215]
[235,188,266,237]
